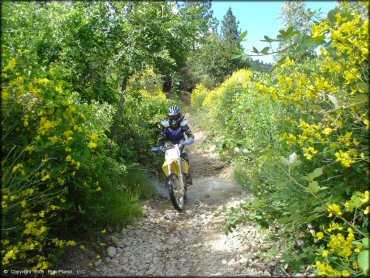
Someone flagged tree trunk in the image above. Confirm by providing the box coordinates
[112,76,129,141]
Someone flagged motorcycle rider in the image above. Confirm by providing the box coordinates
[157,105,194,185]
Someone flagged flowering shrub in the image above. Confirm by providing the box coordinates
[191,83,209,110]
[191,69,279,155]
[113,67,176,165]
[1,61,138,269]
[191,2,369,275]
[312,191,369,276]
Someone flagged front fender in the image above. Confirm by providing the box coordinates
[162,158,189,177]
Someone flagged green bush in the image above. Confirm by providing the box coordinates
[191,4,369,275]
[1,63,140,270]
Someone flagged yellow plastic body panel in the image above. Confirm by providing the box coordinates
[162,158,189,177]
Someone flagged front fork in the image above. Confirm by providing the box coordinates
[167,159,185,194]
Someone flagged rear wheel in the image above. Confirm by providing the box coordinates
[167,173,185,212]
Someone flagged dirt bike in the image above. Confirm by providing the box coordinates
[152,140,193,212]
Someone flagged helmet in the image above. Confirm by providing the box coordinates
[168,105,182,128]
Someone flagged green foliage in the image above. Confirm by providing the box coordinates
[1,62,129,269]
[115,68,176,163]
[2,0,211,270]
[186,4,250,89]
[122,166,157,200]
[192,2,369,275]
[187,35,250,89]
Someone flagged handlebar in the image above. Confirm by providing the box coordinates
[151,146,165,152]
[151,138,194,153]
[151,144,179,153]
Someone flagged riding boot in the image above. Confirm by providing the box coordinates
[186,171,193,185]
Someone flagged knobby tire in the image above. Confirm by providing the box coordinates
[167,173,185,212]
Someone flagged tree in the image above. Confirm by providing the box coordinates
[220,7,240,43]
[184,6,250,89]
[276,0,315,60]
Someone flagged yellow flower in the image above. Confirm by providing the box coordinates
[355,244,363,253]
[54,84,63,94]
[67,240,76,246]
[48,136,58,144]
[12,163,23,173]
[10,195,18,201]
[88,142,97,149]
[64,130,73,140]
[344,69,360,85]
[303,147,318,161]
[50,205,59,210]
[342,269,350,277]
[58,177,65,185]
[327,204,342,217]
[316,231,324,240]
[2,88,9,101]
[39,210,45,218]
[323,128,333,135]
[66,155,72,162]
[362,191,369,204]
[364,206,369,215]
[322,250,329,257]
[327,222,343,232]
[90,133,99,140]
[25,145,35,154]
[41,174,50,181]
[101,229,106,234]
[96,254,101,259]
[346,228,355,242]
[364,119,369,129]
[65,147,72,152]
[21,200,27,208]
[36,78,50,85]
[4,58,17,71]
[79,245,86,250]
[3,248,17,263]
[335,150,355,168]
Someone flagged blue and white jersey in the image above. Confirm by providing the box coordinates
[158,117,194,145]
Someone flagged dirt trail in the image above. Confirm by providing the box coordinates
[61,92,293,277]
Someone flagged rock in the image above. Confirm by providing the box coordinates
[111,258,120,266]
[145,267,156,275]
[110,236,120,246]
[244,253,257,260]
[107,246,116,258]
[165,212,176,220]
[94,259,102,266]
[251,261,262,268]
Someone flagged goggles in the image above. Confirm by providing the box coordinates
[169,114,180,121]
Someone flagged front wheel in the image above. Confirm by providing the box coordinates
[167,173,185,212]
